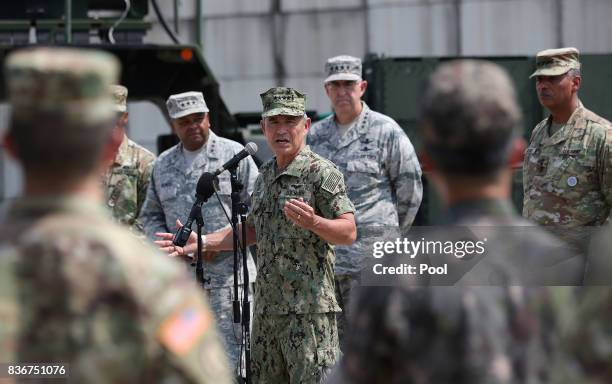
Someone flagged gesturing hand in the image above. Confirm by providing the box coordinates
[283,198,319,230]
[155,219,197,258]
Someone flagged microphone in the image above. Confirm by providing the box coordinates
[213,142,258,176]
[196,172,218,201]
[173,172,219,247]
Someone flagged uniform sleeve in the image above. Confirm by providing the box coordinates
[137,153,156,218]
[315,166,355,219]
[240,153,259,203]
[598,126,612,222]
[139,168,170,240]
[132,153,156,234]
[125,243,233,383]
[246,175,262,229]
[386,128,423,229]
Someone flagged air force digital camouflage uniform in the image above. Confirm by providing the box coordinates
[0,47,231,383]
[523,48,612,228]
[249,87,355,383]
[308,55,422,341]
[139,91,258,369]
[103,85,155,232]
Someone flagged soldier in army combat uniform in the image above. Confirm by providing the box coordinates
[308,55,422,343]
[157,87,356,383]
[102,84,155,232]
[0,47,231,383]
[327,60,579,383]
[139,90,258,372]
[523,47,612,248]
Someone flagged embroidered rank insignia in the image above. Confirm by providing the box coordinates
[321,170,342,194]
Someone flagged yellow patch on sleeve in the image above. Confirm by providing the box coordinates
[158,301,212,357]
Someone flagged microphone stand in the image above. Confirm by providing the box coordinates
[193,201,205,285]
[229,166,251,384]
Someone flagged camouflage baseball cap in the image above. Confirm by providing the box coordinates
[325,55,362,83]
[260,87,306,118]
[529,47,580,78]
[110,84,128,113]
[5,47,119,125]
[166,91,209,119]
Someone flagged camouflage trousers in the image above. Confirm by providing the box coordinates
[206,284,253,375]
[251,312,340,384]
[334,274,359,350]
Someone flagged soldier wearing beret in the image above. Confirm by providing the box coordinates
[157,87,357,383]
[523,47,612,248]
[102,84,155,232]
[0,47,231,383]
[308,55,423,343]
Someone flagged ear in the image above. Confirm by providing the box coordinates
[572,75,581,93]
[304,117,312,133]
[359,80,368,97]
[508,137,527,169]
[260,119,266,135]
[324,83,332,98]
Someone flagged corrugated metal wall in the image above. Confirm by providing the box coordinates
[2,0,612,202]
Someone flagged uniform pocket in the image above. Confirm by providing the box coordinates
[346,159,380,174]
[551,156,597,191]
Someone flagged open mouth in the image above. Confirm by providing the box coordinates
[275,138,290,144]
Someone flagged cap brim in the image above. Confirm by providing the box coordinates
[261,107,304,118]
[324,73,362,83]
[529,66,571,79]
[169,106,209,119]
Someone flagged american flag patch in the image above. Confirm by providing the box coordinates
[321,171,342,194]
[158,302,212,356]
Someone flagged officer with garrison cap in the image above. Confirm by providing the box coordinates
[157,87,357,383]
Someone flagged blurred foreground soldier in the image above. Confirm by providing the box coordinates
[157,87,357,383]
[102,84,155,232]
[139,90,258,371]
[327,60,578,384]
[560,287,612,382]
[523,48,612,245]
[308,55,422,342]
[0,47,231,383]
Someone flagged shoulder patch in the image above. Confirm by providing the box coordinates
[321,170,342,194]
[158,301,212,357]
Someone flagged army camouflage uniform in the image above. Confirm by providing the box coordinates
[0,47,232,383]
[248,145,354,384]
[523,104,612,227]
[309,56,422,343]
[0,198,232,383]
[139,128,258,370]
[103,134,155,231]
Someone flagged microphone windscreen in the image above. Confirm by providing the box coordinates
[245,142,258,156]
[196,172,217,200]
